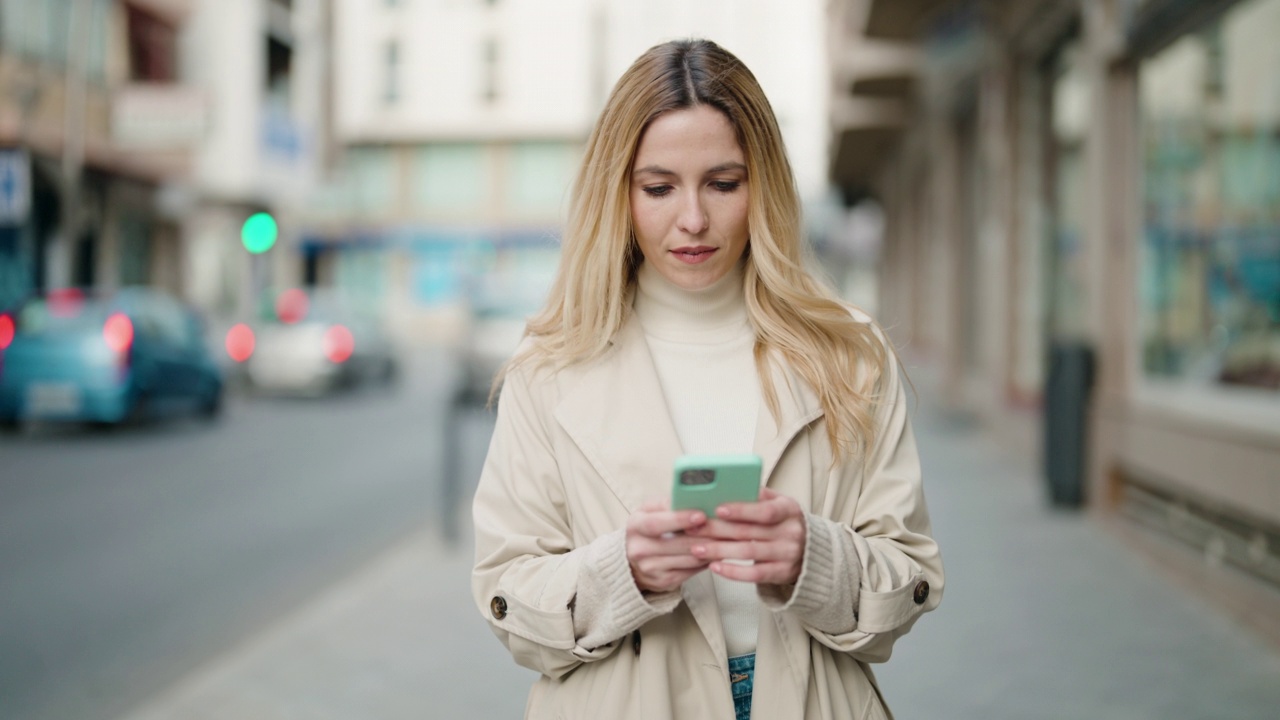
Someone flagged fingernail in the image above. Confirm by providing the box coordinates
[717,506,732,518]
[692,545,706,556]
[689,511,706,524]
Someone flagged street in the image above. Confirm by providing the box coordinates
[0,348,480,720]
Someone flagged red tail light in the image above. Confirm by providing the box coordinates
[323,324,354,363]
[226,323,255,362]
[0,314,13,350]
[103,313,134,353]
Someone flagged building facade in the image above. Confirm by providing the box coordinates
[0,0,195,308]
[0,0,325,324]
[829,0,1280,643]
[309,0,830,347]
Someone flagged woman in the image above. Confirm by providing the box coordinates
[472,39,942,720]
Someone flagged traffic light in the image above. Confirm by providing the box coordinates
[241,212,278,254]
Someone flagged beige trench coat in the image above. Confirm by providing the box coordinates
[472,316,943,720]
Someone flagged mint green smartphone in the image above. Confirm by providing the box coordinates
[671,454,763,516]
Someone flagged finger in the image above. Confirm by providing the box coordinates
[686,519,779,541]
[631,532,713,559]
[710,560,799,585]
[691,540,797,563]
[633,553,710,574]
[629,508,707,537]
[714,495,799,525]
[696,513,804,550]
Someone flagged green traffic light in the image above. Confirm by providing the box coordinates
[242,212,278,254]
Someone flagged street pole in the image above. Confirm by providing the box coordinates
[49,0,93,291]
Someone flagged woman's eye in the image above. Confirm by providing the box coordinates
[712,181,741,193]
[643,185,673,197]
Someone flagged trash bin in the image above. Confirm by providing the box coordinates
[1043,342,1096,508]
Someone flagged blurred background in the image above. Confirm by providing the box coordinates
[0,0,1278,718]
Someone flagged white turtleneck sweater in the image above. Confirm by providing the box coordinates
[633,259,762,659]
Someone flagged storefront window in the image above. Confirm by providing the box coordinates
[1139,0,1280,390]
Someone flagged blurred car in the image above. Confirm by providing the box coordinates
[456,303,531,405]
[0,287,224,429]
[453,249,552,399]
[227,288,397,396]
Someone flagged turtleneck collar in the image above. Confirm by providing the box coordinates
[633,259,750,344]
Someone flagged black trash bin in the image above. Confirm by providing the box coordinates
[1044,342,1096,508]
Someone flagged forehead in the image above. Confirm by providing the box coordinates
[634,106,744,166]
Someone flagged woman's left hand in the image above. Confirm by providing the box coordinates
[684,487,806,586]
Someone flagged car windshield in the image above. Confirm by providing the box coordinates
[15,293,111,335]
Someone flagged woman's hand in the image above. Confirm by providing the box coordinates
[626,498,710,594]
[685,487,806,586]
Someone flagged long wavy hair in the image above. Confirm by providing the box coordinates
[499,38,891,462]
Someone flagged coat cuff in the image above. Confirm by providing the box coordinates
[571,528,682,649]
[759,513,860,634]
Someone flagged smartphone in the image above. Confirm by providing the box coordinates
[671,454,763,516]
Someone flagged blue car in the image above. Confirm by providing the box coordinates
[0,287,224,429]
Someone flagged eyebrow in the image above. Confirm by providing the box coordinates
[632,162,748,178]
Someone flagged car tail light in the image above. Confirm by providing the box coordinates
[103,313,134,353]
[226,323,255,362]
[323,324,354,363]
[0,314,13,350]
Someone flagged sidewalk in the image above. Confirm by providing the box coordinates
[116,392,1280,720]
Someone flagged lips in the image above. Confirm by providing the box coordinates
[672,246,716,265]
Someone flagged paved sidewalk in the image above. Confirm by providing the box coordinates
[115,396,1280,720]
[116,529,535,720]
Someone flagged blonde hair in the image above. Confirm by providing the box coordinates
[499,39,891,462]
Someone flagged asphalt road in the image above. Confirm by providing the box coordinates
[0,350,474,720]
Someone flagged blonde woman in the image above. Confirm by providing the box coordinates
[472,39,942,720]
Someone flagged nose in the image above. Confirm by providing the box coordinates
[675,192,708,235]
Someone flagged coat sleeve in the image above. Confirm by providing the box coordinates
[471,365,680,680]
[760,356,944,663]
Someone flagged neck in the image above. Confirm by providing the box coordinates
[633,260,748,343]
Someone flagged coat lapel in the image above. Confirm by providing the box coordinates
[753,352,824,491]
[553,316,683,514]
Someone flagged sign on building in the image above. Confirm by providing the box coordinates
[0,149,31,225]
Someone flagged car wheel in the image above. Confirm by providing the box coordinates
[0,417,20,434]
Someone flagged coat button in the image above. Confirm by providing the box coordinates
[632,630,641,656]
[912,580,930,605]
[490,596,508,620]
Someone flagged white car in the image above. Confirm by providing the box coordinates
[227,289,396,396]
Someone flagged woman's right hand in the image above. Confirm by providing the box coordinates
[626,498,710,594]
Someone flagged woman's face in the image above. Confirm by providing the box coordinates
[629,105,749,291]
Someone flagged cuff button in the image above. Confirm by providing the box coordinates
[912,580,930,605]
[491,595,508,620]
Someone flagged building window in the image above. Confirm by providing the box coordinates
[506,141,578,214]
[383,40,401,105]
[0,0,107,77]
[415,144,487,214]
[481,37,499,104]
[127,4,177,82]
[1139,0,1280,391]
[266,36,293,106]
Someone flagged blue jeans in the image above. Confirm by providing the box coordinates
[729,653,755,720]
